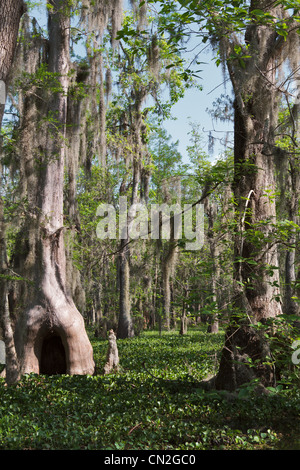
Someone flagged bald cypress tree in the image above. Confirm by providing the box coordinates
[150,0,300,390]
[12,0,94,376]
[0,0,26,384]
[214,1,300,391]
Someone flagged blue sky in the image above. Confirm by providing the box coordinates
[163,60,233,163]
[29,1,234,164]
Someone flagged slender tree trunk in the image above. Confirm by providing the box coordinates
[0,0,25,125]
[284,175,299,316]
[162,239,177,331]
[0,183,20,384]
[284,248,298,315]
[117,240,134,338]
[207,277,219,333]
[283,88,300,316]
[0,0,25,383]
[161,179,180,330]
[14,1,94,376]
[179,286,188,335]
[170,281,176,329]
[205,198,219,334]
[117,160,141,339]
[1,291,19,384]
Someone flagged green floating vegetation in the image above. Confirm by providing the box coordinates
[0,327,299,450]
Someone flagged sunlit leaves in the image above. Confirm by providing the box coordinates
[145,0,300,71]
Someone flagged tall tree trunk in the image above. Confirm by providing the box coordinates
[205,198,219,333]
[64,66,88,316]
[14,1,94,376]
[161,178,180,330]
[231,95,282,321]
[117,240,134,338]
[216,99,282,390]
[283,84,300,316]
[284,248,298,315]
[0,0,25,125]
[117,161,141,339]
[284,168,299,315]
[0,0,25,383]
[162,238,177,331]
[216,1,284,390]
[179,286,188,335]
[0,181,20,384]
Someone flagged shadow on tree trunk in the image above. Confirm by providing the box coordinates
[214,323,276,392]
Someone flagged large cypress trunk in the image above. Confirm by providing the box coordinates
[215,101,282,390]
[215,1,284,390]
[232,100,282,320]
[14,1,94,376]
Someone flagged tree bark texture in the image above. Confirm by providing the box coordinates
[0,0,25,383]
[216,0,286,390]
[0,194,20,383]
[117,160,140,339]
[162,240,177,331]
[14,1,94,376]
[161,179,180,330]
[0,0,25,126]
[283,94,300,316]
[103,329,119,375]
[116,80,149,338]
[117,240,134,339]
[205,198,219,333]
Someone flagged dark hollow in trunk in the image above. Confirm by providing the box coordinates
[40,333,67,375]
[12,3,95,378]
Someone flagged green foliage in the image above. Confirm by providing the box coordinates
[16,63,63,96]
[259,316,300,387]
[143,0,300,81]
[0,328,299,450]
[1,2,300,453]
[71,163,119,313]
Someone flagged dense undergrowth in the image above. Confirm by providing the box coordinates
[0,327,299,450]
